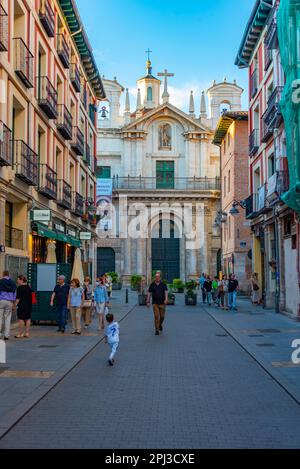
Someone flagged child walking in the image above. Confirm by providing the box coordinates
[105,313,119,366]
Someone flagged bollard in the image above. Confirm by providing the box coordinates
[126,288,128,304]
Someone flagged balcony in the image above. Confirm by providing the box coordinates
[264,45,272,71]
[0,3,8,52]
[13,38,34,88]
[70,63,81,92]
[14,140,38,186]
[261,87,284,143]
[80,81,87,108]
[249,129,259,157]
[5,226,23,250]
[257,183,268,212]
[250,69,258,99]
[71,126,84,156]
[112,176,221,191]
[245,194,257,220]
[0,121,12,166]
[267,170,289,204]
[37,76,58,119]
[84,143,91,166]
[57,180,72,209]
[38,164,57,200]
[39,0,55,38]
[56,33,69,69]
[56,105,72,140]
[72,192,84,217]
[265,13,278,50]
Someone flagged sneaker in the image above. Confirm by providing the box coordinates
[61,329,65,334]
[71,331,76,335]
[108,359,114,366]
[155,330,159,336]
[76,331,81,335]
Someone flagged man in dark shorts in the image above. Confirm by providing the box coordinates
[147,272,168,336]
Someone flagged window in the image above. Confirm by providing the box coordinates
[156,161,174,189]
[147,86,153,102]
[268,153,275,177]
[220,101,231,114]
[229,217,231,239]
[224,176,226,195]
[97,166,111,179]
[228,170,231,193]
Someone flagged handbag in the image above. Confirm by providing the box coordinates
[82,300,92,308]
[31,291,37,305]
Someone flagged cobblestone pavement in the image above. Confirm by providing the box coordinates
[0,294,300,449]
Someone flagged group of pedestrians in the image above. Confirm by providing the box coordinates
[199,272,239,311]
[50,275,112,335]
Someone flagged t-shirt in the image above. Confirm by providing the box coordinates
[203,280,212,292]
[212,280,219,290]
[228,279,239,293]
[148,282,168,305]
[53,284,70,306]
[69,287,83,307]
[105,322,119,343]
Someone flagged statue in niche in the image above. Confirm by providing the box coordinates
[159,124,172,149]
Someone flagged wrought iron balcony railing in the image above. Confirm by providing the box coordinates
[0,121,12,166]
[267,170,289,203]
[38,164,57,200]
[5,225,23,250]
[250,69,258,99]
[56,33,69,69]
[72,192,84,217]
[71,126,84,156]
[245,194,257,220]
[57,179,72,209]
[37,76,58,119]
[265,8,278,50]
[70,63,81,92]
[56,104,72,140]
[249,129,260,157]
[261,86,284,143]
[39,0,55,38]
[264,44,272,71]
[13,140,38,186]
[13,38,34,88]
[0,2,8,52]
[112,176,221,191]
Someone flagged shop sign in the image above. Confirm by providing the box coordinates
[67,229,77,238]
[32,210,51,222]
[80,232,92,241]
[54,223,65,233]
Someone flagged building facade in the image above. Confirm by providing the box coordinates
[213,111,252,293]
[97,60,244,285]
[236,0,300,316]
[0,0,105,281]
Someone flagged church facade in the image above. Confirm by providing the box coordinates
[96,59,243,284]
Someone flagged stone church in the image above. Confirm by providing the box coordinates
[96,58,243,284]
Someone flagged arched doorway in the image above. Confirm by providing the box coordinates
[151,219,180,283]
[97,248,115,276]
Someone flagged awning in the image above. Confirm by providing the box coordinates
[56,232,69,243]
[32,223,57,240]
[67,236,81,248]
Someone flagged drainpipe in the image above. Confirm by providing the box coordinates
[274,206,280,314]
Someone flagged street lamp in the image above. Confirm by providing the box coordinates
[229,199,246,216]
[214,210,228,228]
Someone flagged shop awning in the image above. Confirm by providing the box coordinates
[32,223,57,240]
[56,232,69,243]
[67,236,81,248]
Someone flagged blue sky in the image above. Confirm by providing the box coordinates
[76,0,254,111]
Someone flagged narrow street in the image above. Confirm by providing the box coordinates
[1,293,300,449]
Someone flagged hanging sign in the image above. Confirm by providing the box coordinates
[32,210,51,222]
[80,232,92,241]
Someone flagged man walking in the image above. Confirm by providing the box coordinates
[147,272,168,336]
[228,274,239,311]
[0,271,17,340]
[50,275,70,333]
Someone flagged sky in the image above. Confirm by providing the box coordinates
[76,0,255,112]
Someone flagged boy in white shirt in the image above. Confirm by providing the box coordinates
[105,313,119,366]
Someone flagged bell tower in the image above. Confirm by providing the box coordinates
[136,50,161,109]
[207,79,243,128]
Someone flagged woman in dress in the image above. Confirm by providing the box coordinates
[251,273,260,305]
[15,275,33,339]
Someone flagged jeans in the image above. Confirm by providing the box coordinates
[201,288,206,303]
[206,291,212,305]
[228,291,237,309]
[57,305,68,330]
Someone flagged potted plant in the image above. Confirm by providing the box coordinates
[185,280,198,306]
[167,285,175,305]
[130,274,142,291]
[108,272,122,290]
[138,278,148,306]
[173,278,185,293]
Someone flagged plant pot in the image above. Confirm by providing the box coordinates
[138,294,148,306]
[168,295,175,305]
[185,294,197,306]
[112,281,122,290]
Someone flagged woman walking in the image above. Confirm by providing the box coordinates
[82,277,93,329]
[251,273,260,305]
[94,277,109,330]
[15,276,33,339]
[67,279,84,335]
[222,275,229,311]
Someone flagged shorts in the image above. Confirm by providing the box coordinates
[96,302,106,315]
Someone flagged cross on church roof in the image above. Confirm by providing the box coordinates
[158,69,175,103]
[145,48,152,61]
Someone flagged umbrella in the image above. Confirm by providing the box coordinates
[46,240,57,264]
[71,248,84,285]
